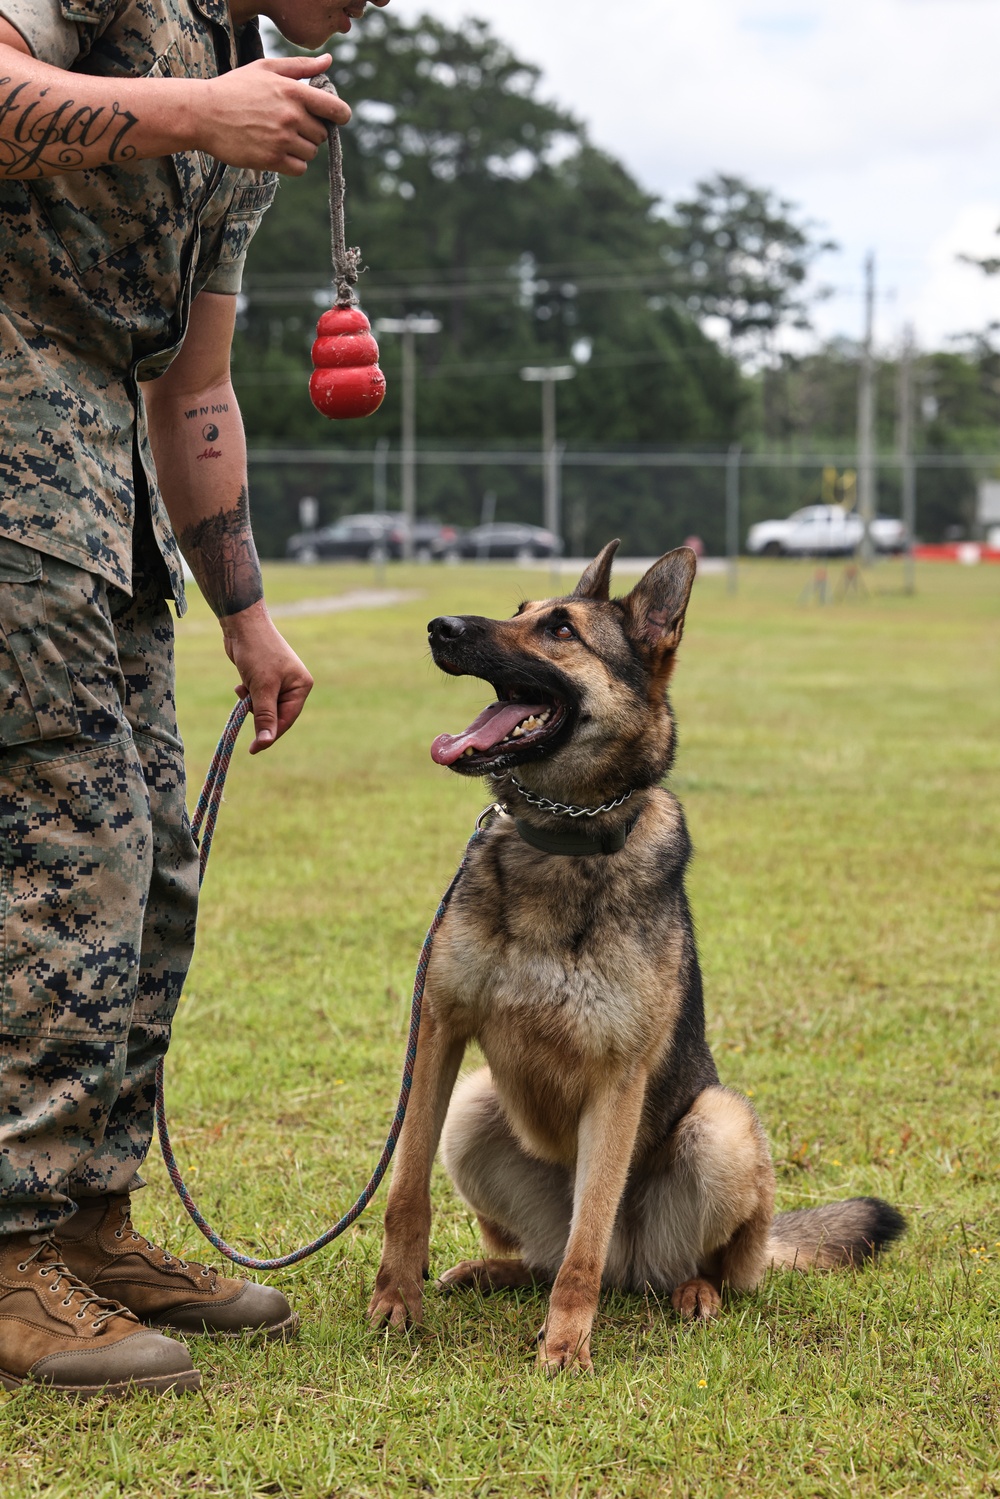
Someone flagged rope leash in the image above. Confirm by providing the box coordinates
[154,698,480,1271]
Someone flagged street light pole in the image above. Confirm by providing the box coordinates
[521,364,575,582]
[400,325,416,551]
[376,315,441,558]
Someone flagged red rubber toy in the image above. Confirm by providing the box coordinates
[310,305,386,420]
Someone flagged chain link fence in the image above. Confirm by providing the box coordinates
[247,445,992,561]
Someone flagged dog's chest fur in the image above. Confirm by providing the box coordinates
[429,795,693,1162]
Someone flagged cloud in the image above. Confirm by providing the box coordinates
[910,204,1000,346]
[740,14,822,40]
[384,0,1000,346]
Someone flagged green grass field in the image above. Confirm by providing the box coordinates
[3,557,998,1498]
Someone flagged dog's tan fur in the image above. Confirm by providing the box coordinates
[368,543,904,1372]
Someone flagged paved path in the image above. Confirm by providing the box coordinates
[522,556,728,577]
[268,589,422,619]
[263,559,729,622]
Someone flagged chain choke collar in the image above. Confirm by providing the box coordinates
[508,777,635,819]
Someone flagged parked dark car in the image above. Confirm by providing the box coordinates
[411,517,462,562]
[286,513,460,563]
[457,523,563,560]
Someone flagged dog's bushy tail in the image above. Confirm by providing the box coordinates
[767,1197,906,1271]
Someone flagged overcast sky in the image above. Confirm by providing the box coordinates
[385,0,1000,355]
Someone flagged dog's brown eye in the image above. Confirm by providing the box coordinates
[551,623,576,641]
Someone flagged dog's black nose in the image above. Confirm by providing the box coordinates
[428,616,467,642]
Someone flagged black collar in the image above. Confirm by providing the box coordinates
[511,809,640,857]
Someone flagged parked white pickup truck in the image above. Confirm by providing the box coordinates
[746,505,907,557]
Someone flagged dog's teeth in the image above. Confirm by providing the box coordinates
[508,710,553,743]
[463,748,475,757]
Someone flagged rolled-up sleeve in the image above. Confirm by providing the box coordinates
[0,0,114,67]
[202,253,247,297]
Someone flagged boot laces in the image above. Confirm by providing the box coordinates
[22,1238,131,1329]
[114,1206,217,1286]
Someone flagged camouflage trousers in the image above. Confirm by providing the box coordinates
[0,537,198,1235]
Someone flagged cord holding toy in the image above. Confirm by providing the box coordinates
[307,74,387,420]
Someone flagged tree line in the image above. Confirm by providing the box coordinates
[233,10,991,555]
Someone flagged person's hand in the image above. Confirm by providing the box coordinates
[196,54,350,176]
[221,602,314,753]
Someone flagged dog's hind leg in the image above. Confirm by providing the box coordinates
[438,1256,539,1293]
[619,1087,775,1322]
[438,1211,544,1293]
[439,1068,571,1286]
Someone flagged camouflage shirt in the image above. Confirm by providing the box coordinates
[0,0,278,608]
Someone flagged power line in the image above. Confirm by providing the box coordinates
[232,346,734,389]
[242,272,686,307]
[243,253,675,295]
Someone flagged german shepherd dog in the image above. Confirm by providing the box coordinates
[368,542,905,1372]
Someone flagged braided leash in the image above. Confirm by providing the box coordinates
[154,698,480,1271]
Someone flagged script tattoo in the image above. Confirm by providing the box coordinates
[178,488,264,619]
[0,78,138,177]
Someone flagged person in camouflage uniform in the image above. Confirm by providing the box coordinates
[0,0,389,1397]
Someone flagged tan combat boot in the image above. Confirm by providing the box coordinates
[0,1232,200,1397]
[58,1195,297,1341]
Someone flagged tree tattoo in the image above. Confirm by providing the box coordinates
[178,488,264,618]
[0,78,138,177]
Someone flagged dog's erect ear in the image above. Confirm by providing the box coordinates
[571,539,620,602]
[622,547,698,662]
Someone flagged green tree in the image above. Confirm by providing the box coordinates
[738,335,1000,541]
[234,11,743,461]
[664,173,835,356]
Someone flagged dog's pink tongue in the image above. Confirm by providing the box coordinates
[431,700,549,766]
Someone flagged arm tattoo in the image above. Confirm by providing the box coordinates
[0,77,138,178]
[178,488,264,618]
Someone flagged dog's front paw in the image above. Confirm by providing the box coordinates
[367,1266,424,1330]
[671,1278,722,1321]
[536,1319,594,1376]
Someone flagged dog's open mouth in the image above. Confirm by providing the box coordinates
[431,692,567,770]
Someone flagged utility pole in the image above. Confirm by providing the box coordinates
[857,252,877,565]
[478,489,496,561]
[371,437,390,586]
[898,325,917,595]
[373,435,389,513]
[375,315,441,558]
[725,444,741,595]
[520,363,575,584]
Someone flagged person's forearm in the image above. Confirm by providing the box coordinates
[0,43,205,177]
[0,37,347,179]
[143,375,263,618]
[141,292,313,750]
